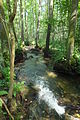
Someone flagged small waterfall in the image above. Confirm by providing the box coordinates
[35,79,65,116]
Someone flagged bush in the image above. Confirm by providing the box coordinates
[2,67,10,82]
[24,40,30,46]
[53,46,80,75]
[52,48,66,63]
[13,81,25,97]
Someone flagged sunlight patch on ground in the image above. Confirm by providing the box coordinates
[46,71,57,78]
[56,79,77,94]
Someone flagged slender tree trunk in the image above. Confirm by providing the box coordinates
[45,0,53,57]
[67,0,78,62]
[32,6,35,38]
[0,0,5,58]
[9,23,15,98]
[24,1,28,40]
[65,0,71,50]
[20,0,24,42]
[46,24,51,53]
[25,11,28,40]
[59,0,65,41]
[35,0,41,48]
[12,23,18,42]
[6,0,17,99]
[0,0,9,66]
[34,0,37,39]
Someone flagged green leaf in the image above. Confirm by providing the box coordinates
[0,98,2,107]
[0,91,8,96]
[13,91,16,97]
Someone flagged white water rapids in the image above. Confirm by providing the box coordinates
[35,78,65,116]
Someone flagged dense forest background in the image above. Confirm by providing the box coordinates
[0,0,80,119]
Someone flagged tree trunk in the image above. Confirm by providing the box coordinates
[46,23,51,54]
[6,0,17,99]
[45,0,53,57]
[24,1,28,40]
[13,23,18,42]
[0,0,9,66]
[8,23,15,98]
[67,0,78,62]
[35,0,41,48]
[32,6,35,38]
[20,0,24,42]
[0,0,5,58]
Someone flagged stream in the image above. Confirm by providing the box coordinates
[15,48,80,120]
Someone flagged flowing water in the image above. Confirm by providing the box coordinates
[16,50,80,120]
[35,79,65,115]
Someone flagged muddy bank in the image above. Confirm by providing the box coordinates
[53,60,80,76]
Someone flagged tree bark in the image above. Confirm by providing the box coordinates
[35,0,41,48]
[20,0,24,42]
[45,0,53,57]
[0,0,5,57]
[13,23,18,42]
[24,1,28,40]
[6,0,17,99]
[9,23,15,99]
[67,0,78,62]
[46,23,51,53]
[0,0,9,66]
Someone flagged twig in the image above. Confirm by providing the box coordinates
[0,98,14,120]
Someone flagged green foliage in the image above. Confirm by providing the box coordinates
[13,81,25,97]
[0,91,8,96]
[24,40,30,46]
[3,52,10,66]
[73,48,80,74]
[38,39,46,48]
[0,53,4,70]
[0,98,2,107]
[15,47,23,55]
[17,39,23,49]
[52,45,80,74]
[52,48,66,63]
[73,47,80,59]
[2,67,10,82]
[0,80,7,88]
